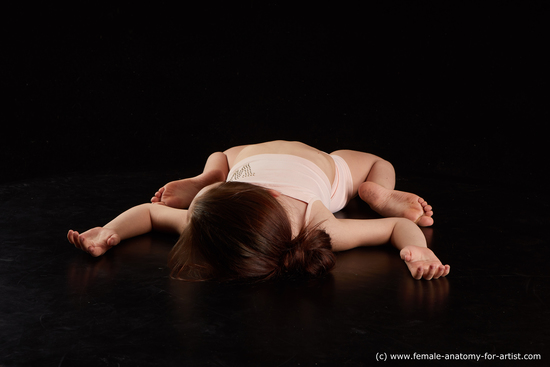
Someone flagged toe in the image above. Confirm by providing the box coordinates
[151,188,164,202]
[416,215,434,227]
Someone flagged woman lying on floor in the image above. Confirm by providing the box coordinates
[68,140,450,281]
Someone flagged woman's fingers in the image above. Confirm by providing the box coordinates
[68,230,80,248]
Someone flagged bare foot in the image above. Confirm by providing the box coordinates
[358,181,434,226]
[151,171,225,208]
[151,178,204,208]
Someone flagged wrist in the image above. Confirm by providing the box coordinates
[391,218,428,250]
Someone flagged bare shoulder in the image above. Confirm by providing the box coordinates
[308,201,340,243]
[309,200,336,227]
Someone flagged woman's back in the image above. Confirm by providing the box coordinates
[227,141,336,184]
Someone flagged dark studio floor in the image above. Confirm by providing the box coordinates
[4,0,549,365]
[0,170,548,367]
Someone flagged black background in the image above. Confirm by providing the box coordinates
[3,2,547,188]
[2,3,549,365]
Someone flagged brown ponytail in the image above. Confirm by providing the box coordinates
[280,223,335,278]
[168,182,335,282]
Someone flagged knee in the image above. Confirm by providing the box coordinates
[373,158,394,171]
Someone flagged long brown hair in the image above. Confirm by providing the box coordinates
[168,182,335,281]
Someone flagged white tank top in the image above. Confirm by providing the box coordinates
[227,154,332,222]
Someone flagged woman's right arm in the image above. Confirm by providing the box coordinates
[67,204,187,257]
[326,216,428,251]
[318,207,450,280]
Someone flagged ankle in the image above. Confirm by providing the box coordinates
[358,181,385,205]
[198,169,225,186]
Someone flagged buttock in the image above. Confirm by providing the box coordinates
[329,155,355,213]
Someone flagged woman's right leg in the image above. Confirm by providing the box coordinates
[330,150,396,195]
[331,149,434,226]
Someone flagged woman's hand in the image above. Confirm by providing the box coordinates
[400,245,450,280]
[67,227,121,257]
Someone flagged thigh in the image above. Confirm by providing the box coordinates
[223,145,250,168]
[330,150,385,195]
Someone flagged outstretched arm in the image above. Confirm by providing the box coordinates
[68,204,187,257]
[323,214,450,280]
